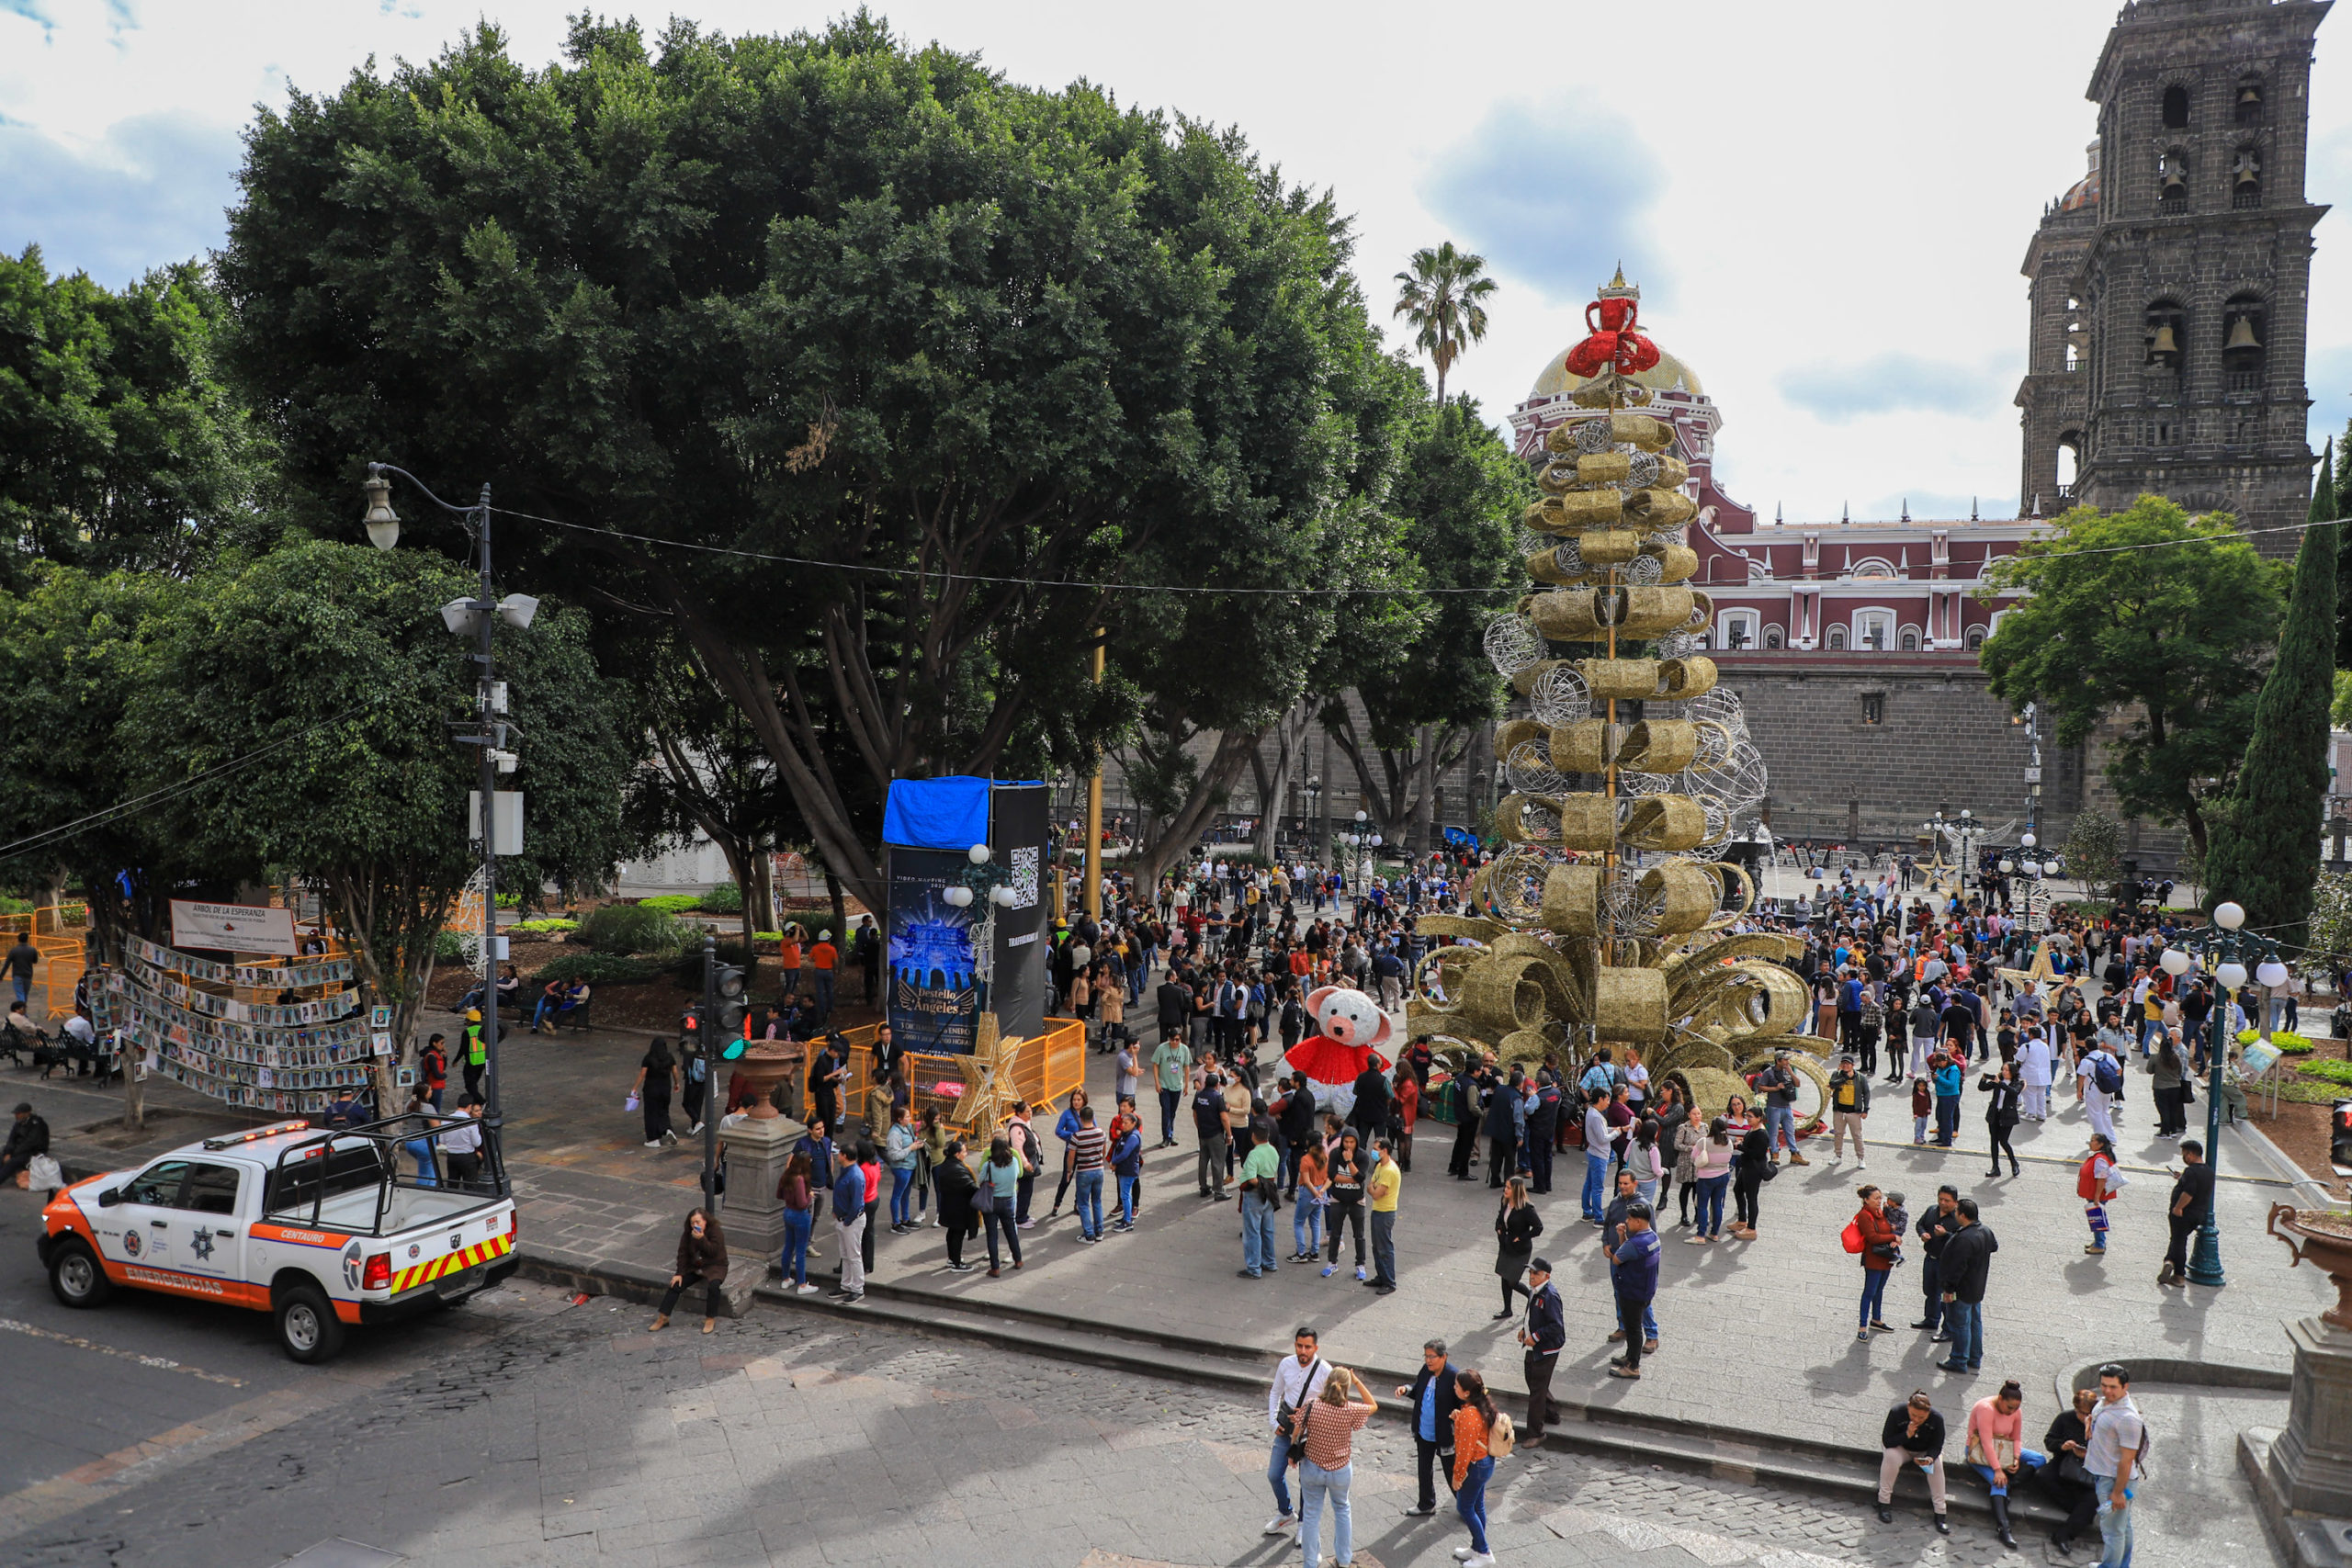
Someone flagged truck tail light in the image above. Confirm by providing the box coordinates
[506,1208,518,1243]
[362,1252,390,1291]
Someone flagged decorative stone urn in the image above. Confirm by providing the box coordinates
[730,1042,807,1120]
[2260,1204,2352,1530]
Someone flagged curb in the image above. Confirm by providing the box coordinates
[517,1239,2054,1523]
[2234,1117,2341,1208]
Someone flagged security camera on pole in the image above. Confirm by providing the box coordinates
[360,466,536,1155]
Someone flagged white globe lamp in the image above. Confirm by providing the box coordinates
[2160,947,2191,976]
[2214,901,2246,931]
[967,843,991,864]
[942,886,973,908]
[2257,959,2291,988]
[2216,960,2249,989]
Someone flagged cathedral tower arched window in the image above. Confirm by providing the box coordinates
[2223,296,2267,392]
[2235,79,2264,125]
[2156,148,2188,213]
[2162,83,2191,129]
[2144,301,2186,385]
[2233,145,2263,209]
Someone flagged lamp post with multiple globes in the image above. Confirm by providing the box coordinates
[2159,898,2288,1287]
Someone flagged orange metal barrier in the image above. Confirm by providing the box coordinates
[781,1017,1086,1135]
[3,905,88,1029]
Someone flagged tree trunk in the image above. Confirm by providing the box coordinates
[1409,723,1440,858]
[1250,702,1314,861]
[1131,728,1266,888]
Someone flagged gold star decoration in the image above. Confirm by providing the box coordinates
[954,1012,1025,1135]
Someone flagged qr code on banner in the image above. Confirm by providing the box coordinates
[1008,846,1039,908]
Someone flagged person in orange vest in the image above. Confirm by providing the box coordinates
[809,931,839,1021]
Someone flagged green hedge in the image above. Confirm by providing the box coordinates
[530,952,664,986]
[636,894,704,916]
[700,884,744,914]
[2299,1058,2352,1087]
[434,928,466,963]
[507,918,580,937]
[2243,1028,2315,1055]
[580,902,687,956]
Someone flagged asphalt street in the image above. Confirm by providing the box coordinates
[0,1186,2288,1568]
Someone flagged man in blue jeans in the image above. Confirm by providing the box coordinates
[1757,1050,1807,1165]
[1262,1327,1331,1539]
[6,937,39,1009]
[1933,1198,1996,1372]
[2085,1363,2143,1568]
[1580,1089,1612,1224]
[1151,1035,1191,1148]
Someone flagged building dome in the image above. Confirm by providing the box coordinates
[1528,343,1705,401]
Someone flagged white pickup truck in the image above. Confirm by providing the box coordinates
[37,1113,519,1362]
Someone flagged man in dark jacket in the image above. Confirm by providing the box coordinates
[1350,1062,1390,1144]
[1277,1076,1317,1197]
[1518,1258,1566,1439]
[1482,1067,1521,1189]
[1396,1337,1464,1515]
[1933,1199,1996,1373]
[1913,1184,1960,1335]
[1606,1202,1660,1379]
[1156,976,1192,1040]
[0,1102,49,1186]
[1524,1071,1561,1194]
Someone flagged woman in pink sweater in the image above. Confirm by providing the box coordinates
[1964,1380,2038,1548]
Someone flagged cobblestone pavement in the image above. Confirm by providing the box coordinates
[0,1279,2271,1568]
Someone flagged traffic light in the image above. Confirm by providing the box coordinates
[715,963,748,1051]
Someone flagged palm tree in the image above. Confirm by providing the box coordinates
[1393,243,1498,403]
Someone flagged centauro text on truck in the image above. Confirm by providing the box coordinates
[37,1113,519,1363]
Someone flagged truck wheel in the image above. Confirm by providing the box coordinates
[275,1282,345,1363]
[48,1239,110,1309]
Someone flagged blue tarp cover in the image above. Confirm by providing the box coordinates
[882,776,993,851]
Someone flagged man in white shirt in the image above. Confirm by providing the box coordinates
[2084,1363,2143,1568]
[2018,1028,2054,1121]
[1261,1325,1330,1538]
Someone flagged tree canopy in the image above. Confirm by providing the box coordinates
[219,14,1418,911]
[0,247,267,589]
[1980,494,2282,857]
[120,540,631,1052]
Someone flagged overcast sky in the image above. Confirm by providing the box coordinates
[6,0,2349,523]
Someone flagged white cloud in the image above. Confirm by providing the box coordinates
[3,0,2346,519]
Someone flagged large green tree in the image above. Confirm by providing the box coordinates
[2204,444,2338,943]
[121,540,631,1059]
[1322,397,1529,853]
[1980,494,2282,858]
[220,16,1408,914]
[0,248,266,588]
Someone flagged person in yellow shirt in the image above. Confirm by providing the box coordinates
[1366,1139,1402,1294]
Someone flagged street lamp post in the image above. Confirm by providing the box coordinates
[2161,898,2285,1287]
[360,465,537,1146]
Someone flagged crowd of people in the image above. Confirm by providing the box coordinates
[614,848,2231,1565]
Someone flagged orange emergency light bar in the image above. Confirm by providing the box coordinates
[200,1120,315,1150]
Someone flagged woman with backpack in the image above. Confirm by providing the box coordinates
[1450,1369,1507,1567]
[1850,1184,1900,1339]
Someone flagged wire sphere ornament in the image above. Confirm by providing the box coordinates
[1511,796,1563,845]
[1617,770,1676,797]
[1679,687,1748,734]
[1537,461,1579,497]
[1552,536,1585,578]
[1530,663,1593,727]
[1690,721,1735,769]
[1655,629,1703,660]
[1601,877,1667,938]
[1573,418,1615,455]
[1623,553,1664,586]
[1484,613,1544,679]
[1506,740,1572,797]
[1482,845,1558,922]
[1624,452,1661,491]
[1515,524,1555,557]
[1685,737,1770,809]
